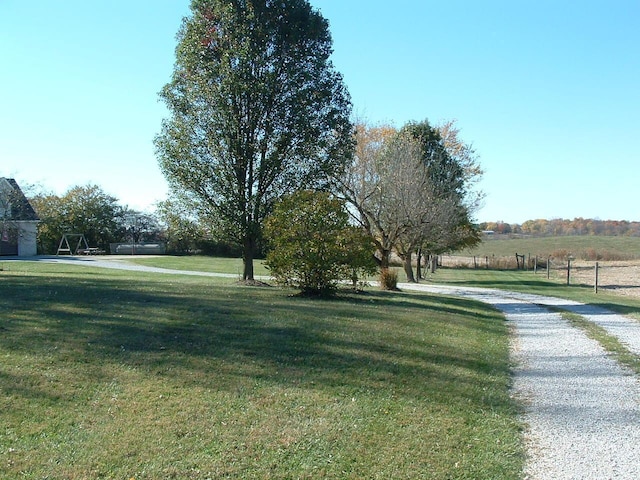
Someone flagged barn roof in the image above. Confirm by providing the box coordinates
[1,177,40,221]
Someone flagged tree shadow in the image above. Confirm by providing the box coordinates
[0,271,512,412]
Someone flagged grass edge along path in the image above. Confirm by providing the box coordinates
[559,311,640,376]
[0,262,524,479]
[427,267,640,321]
[428,267,640,376]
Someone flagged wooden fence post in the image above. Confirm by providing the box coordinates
[566,258,571,286]
[594,262,599,294]
[547,256,551,279]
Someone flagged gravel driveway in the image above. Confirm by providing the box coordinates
[401,283,640,480]
[8,257,640,478]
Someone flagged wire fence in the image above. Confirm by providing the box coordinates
[439,254,640,297]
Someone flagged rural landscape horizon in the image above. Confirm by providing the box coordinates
[2,2,640,476]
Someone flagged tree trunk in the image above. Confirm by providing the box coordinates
[416,247,423,280]
[379,248,391,270]
[403,252,416,283]
[242,236,255,281]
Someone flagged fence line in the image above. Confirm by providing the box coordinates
[439,255,640,295]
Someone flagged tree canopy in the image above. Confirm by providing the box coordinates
[30,184,125,254]
[335,119,481,284]
[334,123,398,270]
[155,0,353,281]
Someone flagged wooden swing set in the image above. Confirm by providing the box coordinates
[56,233,89,256]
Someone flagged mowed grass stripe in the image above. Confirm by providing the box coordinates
[1,262,523,479]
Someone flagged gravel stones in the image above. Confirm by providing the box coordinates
[401,283,640,480]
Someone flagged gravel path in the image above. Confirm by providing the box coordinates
[400,283,640,480]
[8,257,640,478]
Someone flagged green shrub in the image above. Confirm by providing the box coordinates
[264,191,377,296]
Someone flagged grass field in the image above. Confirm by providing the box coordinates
[0,261,523,479]
[464,235,640,260]
[126,255,271,277]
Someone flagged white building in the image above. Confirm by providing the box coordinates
[0,178,39,256]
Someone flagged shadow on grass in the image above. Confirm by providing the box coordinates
[347,289,502,323]
[0,271,511,411]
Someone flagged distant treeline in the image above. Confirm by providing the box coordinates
[478,218,640,237]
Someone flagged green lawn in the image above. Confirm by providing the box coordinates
[126,255,270,277]
[0,261,523,479]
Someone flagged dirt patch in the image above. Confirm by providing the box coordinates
[568,260,640,298]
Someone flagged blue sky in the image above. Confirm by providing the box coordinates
[1,1,638,223]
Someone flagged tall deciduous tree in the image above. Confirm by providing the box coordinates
[155,0,353,281]
[334,122,398,271]
[336,120,481,285]
[398,121,480,280]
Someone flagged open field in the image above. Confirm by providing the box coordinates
[0,261,522,479]
[465,235,640,260]
[441,235,640,299]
